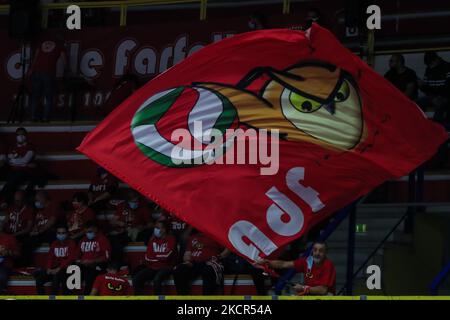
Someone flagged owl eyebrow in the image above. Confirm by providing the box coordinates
[236,66,305,90]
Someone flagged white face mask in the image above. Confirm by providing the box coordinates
[16,134,26,144]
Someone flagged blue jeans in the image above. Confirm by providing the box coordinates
[31,71,55,120]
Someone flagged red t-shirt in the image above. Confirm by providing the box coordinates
[145,235,177,269]
[89,174,118,198]
[33,202,59,233]
[92,272,133,296]
[112,203,152,233]
[33,40,65,74]
[293,257,336,294]
[67,207,96,237]
[5,205,34,234]
[0,233,19,268]
[78,233,111,263]
[47,239,78,269]
[8,143,35,171]
[187,233,222,263]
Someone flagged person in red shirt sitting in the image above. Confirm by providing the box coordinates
[19,191,59,267]
[0,128,39,206]
[28,35,67,122]
[91,261,133,296]
[88,167,119,214]
[173,230,228,295]
[33,225,77,295]
[109,190,153,265]
[132,219,177,295]
[258,241,336,295]
[67,192,96,241]
[76,221,111,295]
[3,190,34,243]
[0,220,20,294]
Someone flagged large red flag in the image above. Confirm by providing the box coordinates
[78,24,447,262]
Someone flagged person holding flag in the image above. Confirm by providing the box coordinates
[257,241,335,295]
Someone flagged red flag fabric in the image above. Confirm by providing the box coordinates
[78,24,447,262]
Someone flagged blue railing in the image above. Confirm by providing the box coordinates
[430,260,450,295]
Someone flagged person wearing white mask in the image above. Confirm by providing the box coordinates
[132,219,177,295]
[0,127,37,206]
[256,241,336,295]
[18,191,58,267]
[33,225,77,295]
[109,190,153,265]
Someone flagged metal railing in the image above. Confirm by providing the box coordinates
[0,0,292,27]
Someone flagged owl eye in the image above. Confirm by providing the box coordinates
[334,80,350,102]
[107,283,114,290]
[289,91,322,113]
[116,284,123,291]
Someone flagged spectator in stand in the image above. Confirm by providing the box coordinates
[33,225,77,295]
[384,54,418,101]
[257,241,336,295]
[67,192,96,241]
[0,140,6,182]
[109,190,153,265]
[102,73,140,116]
[173,230,228,295]
[0,128,39,206]
[3,191,34,243]
[0,220,20,294]
[28,33,67,122]
[19,191,59,266]
[76,220,111,295]
[247,13,267,31]
[132,219,177,295]
[418,51,450,167]
[166,212,192,263]
[88,166,119,213]
[91,261,133,296]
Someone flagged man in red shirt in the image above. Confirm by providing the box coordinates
[259,241,336,295]
[33,225,77,295]
[91,261,133,296]
[67,192,96,240]
[0,220,20,294]
[88,167,119,214]
[0,128,38,205]
[28,35,67,122]
[173,230,228,295]
[109,190,153,265]
[132,219,177,295]
[76,221,111,295]
[19,191,59,267]
[3,190,34,241]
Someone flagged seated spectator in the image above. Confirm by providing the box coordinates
[88,166,118,213]
[257,241,336,295]
[0,128,38,206]
[0,140,6,183]
[19,191,58,266]
[3,190,34,243]
[384,54,418,101]
[166,212,192,263]
[33,225,77,295]
[91,261,133,296]
[109,190,153,265]
[132,219,177,295]
[418,51,450,123]
[173,230,228,295]
[67,192,96,241]
[0,220,20,294]
[76,221,111,295]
